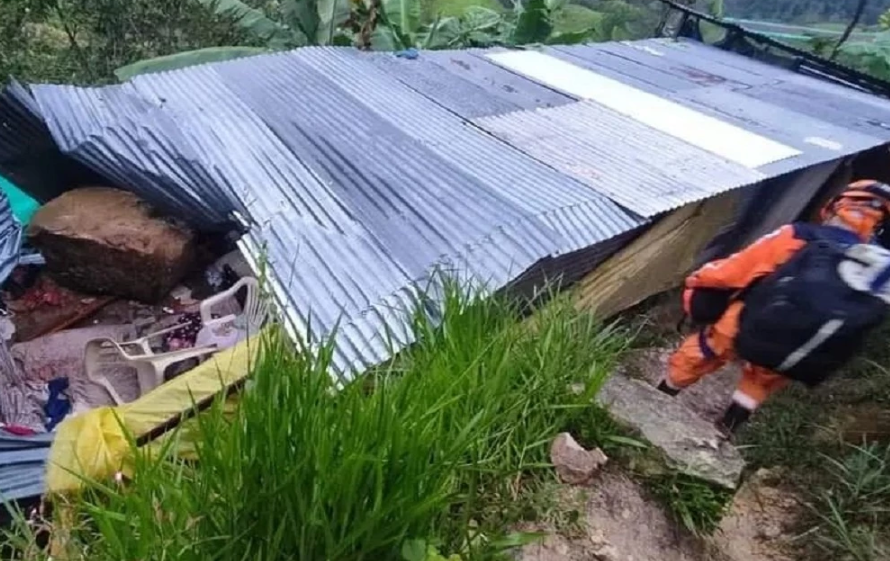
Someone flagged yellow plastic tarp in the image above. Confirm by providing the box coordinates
[45,332,263,494]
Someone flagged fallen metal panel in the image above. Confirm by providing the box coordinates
[0,194,22,284]
[30,84,236,229]
[0,433,53,502]
[473,100,764,216]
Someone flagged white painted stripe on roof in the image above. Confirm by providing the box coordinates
[485,50,801,169]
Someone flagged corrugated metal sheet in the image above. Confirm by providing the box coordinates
[549,39,890,159]
[0,191,22,284]
[474,100,764,216]
[19,47,642,375]
[0,433,52,501]
[7,37,890,376]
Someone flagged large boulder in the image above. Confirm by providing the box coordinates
[28,187,196,303]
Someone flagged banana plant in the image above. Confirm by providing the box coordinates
[114,0,597,80]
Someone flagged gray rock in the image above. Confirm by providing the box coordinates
[596,376,745,489]
[550,432,608,485]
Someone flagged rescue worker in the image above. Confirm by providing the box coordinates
[657,180,890,435]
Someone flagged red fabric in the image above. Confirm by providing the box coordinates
[1,424,38,436]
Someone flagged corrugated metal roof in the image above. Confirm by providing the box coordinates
[473,100,765,216]
[4,37,890,377]
[17,47,642,375]
[548,39,890,156]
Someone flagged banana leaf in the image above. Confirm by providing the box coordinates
[281,0,319,43]
[196,0,301,49]
[315,0,352,45]
[511,0,553,45]
[382,0,422,37]
[114,47,269,82]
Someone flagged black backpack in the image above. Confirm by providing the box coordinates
[735,224,890,387]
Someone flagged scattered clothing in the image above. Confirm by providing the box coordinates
[164,312,203,351]
[1,423,38,436]
[44,378,71,432]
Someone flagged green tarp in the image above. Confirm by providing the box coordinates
[0,174,38,226]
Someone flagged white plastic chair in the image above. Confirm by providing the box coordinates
[85,277,268,405]
[84,335,218,405]
[196,277,268,347]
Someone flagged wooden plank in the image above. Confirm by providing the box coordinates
[574,191,740,319]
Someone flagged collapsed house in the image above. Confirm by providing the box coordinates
[2,29,890,506]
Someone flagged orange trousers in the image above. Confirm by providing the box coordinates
[666,303,789,411]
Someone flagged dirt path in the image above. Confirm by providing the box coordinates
[520,346,805,561]
[519,465,802,561]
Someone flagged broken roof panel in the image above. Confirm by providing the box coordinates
[5,37,890,375]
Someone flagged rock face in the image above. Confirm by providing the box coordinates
[550,433,608,485]
[596,376,745,489]
[28,187,196,303]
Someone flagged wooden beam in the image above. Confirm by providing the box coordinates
[574,190,739,319]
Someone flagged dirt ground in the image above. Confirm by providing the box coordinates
[519,465,802,561]
[519,294,808,561]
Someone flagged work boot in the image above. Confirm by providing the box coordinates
[656,379,680,397]
[716,402,752,438]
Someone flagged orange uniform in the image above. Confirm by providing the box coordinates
[662,179,890,433]
[665,225,805,411]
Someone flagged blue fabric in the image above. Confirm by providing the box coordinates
[395,48,419,59]
[44,378,71,432]
[698,329,717,360]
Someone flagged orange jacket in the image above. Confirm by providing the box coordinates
[682,225,805,315]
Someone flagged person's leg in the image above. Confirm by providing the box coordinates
[659,327,733,395]
[718,363,790,433]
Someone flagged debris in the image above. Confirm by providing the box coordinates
[10,325,138,410]
[43,377,71,431]
[6,274,115,342]
[550,432,608,485]
[0,423,38,436]
[0,317,15,341]
[28,187,197,303]
[212,249,253,280]
[596,376,745,489]
[170,285,197,306]
[591,544,620,561]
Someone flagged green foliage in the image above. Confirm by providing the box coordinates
[724,0,890,26]
[738,319,890,560]
[196,0,299,47]
[2,0,658,83]
[815,443,890,561]
[114,46,269,81]
[1,0,259,84]
[5,284,630,560]
[645,472,733,536]
[835,33,890,81]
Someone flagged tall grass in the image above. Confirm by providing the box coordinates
[815,443,890,561]
[8,285,630,560]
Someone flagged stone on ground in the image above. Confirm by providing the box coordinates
[550,432,608,485]
[596,375,745,489]
[28,187,196,303]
